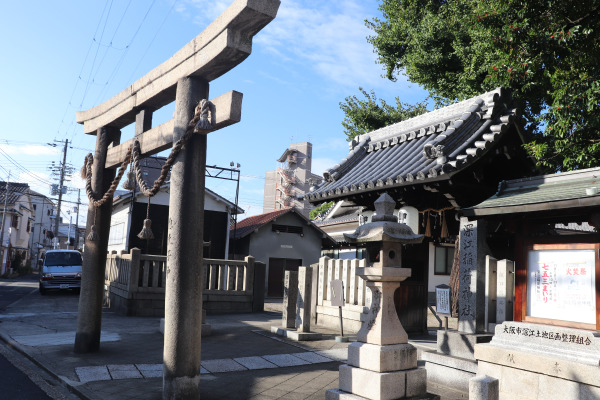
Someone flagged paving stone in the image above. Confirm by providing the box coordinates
[234,356,278,370]
[108,364,143,380]
[260,387,293,398]
[14,331,120,346]
[315,348,348,362]
[292,352,336,364]
[202,358,247,373]
[262,354,310,367]
[136,363,163,378]
[76,366,111,383]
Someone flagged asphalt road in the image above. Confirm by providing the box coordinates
[0,273,39,310]
[0,273,81,399]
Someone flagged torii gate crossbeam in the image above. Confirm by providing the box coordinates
[73,1,279,399]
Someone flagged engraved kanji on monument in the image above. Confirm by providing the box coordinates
[458,217,487,334]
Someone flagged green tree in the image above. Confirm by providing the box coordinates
[361,0,600,171]
[340,88,428,141]
[309,201,334,220]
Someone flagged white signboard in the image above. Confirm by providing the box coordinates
[330,279,344,307]
[527,248,596,324]
[435,284,451,315]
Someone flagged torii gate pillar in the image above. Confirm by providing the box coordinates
[163,76,209,398]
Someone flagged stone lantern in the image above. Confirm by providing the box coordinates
[327,193,438,400]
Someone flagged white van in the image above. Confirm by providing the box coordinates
[39,250,83,295]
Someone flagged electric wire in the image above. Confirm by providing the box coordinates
[56,1,112,139]
[79,0,114,109]
[127,0,177,84]
[93,0,158,106]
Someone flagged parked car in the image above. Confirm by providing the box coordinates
[39,250,83,295]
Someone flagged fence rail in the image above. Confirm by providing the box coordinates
[315,256,370,332]
[104,248,262,316]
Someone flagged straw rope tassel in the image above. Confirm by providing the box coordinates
[440,211,449,239]
[424,211,432,237]
[138,196,154,240]
[122,158,136,191]
[87,208,99,242]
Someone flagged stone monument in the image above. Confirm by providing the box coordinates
[474,321,600,399]
[421,217,494,392]
[326,193,438,400]
[272,266,321,341]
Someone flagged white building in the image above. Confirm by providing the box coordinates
[263,142,322,218]
[0,182,34,274]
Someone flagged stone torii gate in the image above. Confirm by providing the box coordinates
[74,1,279,398]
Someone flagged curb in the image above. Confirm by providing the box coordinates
[0,329,91,400]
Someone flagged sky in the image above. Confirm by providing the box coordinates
[0,0,427,226]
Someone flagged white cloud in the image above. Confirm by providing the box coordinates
[255,0,394,90]
[176,0,397,91]
[311,157,340,176]
[14,171,52,195]
[176,0,230,25]
[0,144,59,156]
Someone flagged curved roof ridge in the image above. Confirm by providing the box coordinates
[359,87,505,144]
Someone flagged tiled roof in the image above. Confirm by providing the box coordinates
[307,88,520,204]
[0,181,30,206]
[314,214,359,227]
[463,167,600,216]
[231,208,292,239]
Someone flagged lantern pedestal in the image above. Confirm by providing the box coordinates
[326,193,438,400]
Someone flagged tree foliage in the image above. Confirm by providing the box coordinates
[309,201,334,220]
[364,0,600,171]
[340,88,429,141]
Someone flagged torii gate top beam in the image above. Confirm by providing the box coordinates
[76,0,279,136]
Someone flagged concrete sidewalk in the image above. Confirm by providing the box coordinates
[0,291,466,399]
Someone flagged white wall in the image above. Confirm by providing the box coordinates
[107,201,132,254]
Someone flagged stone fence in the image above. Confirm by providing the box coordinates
[314,256,371,332]
[104,248,265,316]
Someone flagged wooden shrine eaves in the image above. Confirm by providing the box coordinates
[104,91,242,169]
[75,0,280,135]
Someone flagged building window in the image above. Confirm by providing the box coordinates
[434,246,455,275]
[108,223,125,245]
[26,220,31,233]
[11,215,19,229]
[33,204,37,211]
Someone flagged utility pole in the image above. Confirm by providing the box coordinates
[0,172,10,274]
[74,189,81,250]
[54,139,69,239]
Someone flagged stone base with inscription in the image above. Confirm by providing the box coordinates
[418,330,492,393]
[474,321,600,399]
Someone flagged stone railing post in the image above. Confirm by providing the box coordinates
[127,248,141,296]
[252,261,266,312]
[244,255,255,292]
[310,262,319,325]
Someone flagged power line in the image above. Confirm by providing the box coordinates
[79,0,115,108]
[93,0,157,105]
[127,0,177,83]
[0,148,54,186]
[56,1,113,139]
